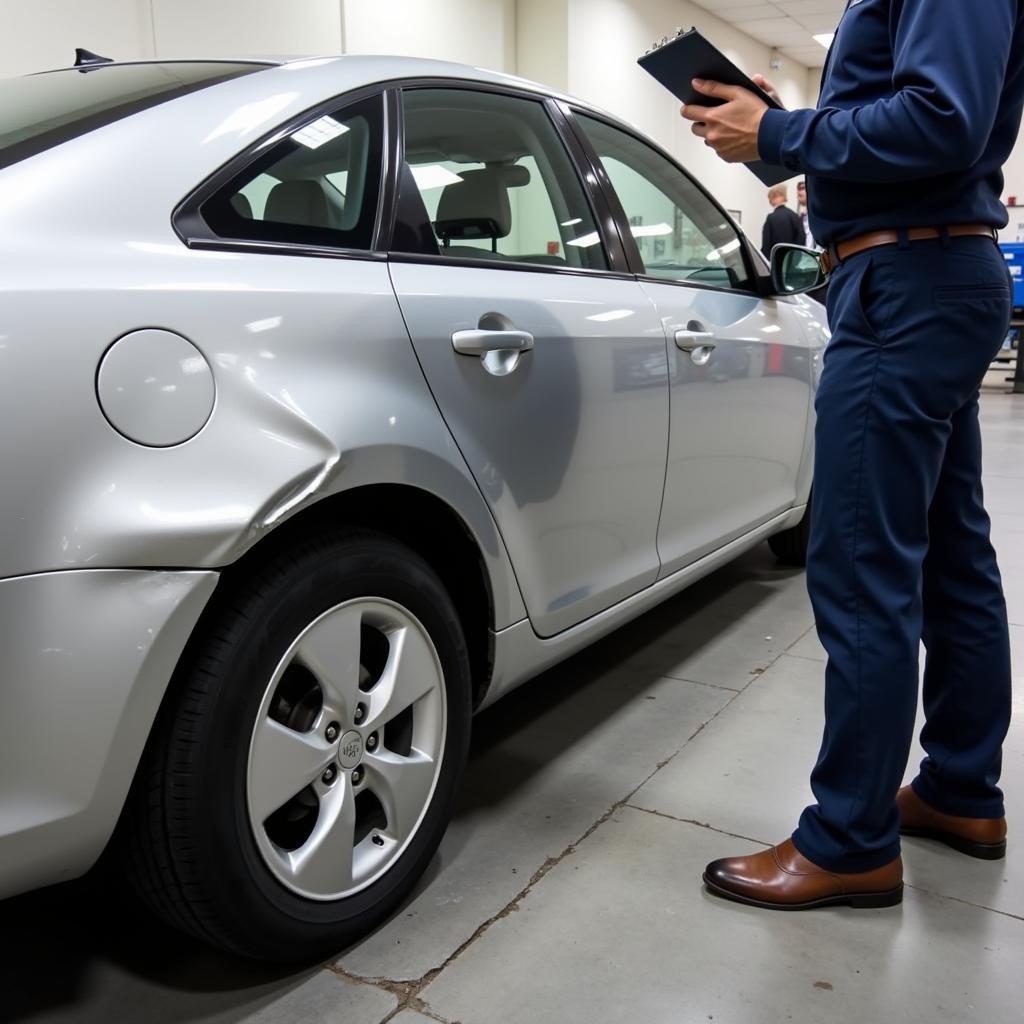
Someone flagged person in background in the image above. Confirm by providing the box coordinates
[761,183,804,259]
[797,180,816,248]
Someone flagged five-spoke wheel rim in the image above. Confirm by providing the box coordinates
[246,598,446,901]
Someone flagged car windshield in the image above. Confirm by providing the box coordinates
[0,61,265,172]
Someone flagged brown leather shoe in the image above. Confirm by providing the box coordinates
[703,839,903,910]
[897,785,1007,860]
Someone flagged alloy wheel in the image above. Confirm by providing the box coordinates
[246,598,446,900]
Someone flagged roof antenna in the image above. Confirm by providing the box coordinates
[74,48,114,67]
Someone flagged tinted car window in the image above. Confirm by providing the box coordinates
[201,94,384,252]
[575,113,751,290]
[395,89,608,271]
[0,62,263,172]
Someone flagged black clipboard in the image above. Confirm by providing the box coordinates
[638,28,791,186]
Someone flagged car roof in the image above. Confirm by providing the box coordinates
[40,54,616,121]
[2,54,652,235]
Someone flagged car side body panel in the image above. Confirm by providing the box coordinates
[648,285,814,576]
[391,260,670,637]
[0,55,819,898]
[0,146,527,629]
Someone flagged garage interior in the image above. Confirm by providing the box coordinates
[4,417,1021,1022]
[1,2,1022,1022]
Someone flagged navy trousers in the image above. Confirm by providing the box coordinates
[794,235,1014,873]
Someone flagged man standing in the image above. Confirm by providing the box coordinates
[796,180,815,248]
[681,0,1021,909]
[761,183,805,259]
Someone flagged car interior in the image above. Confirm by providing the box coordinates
[204,91,751,293]
[398,92,608,270]
[204,107,376,245]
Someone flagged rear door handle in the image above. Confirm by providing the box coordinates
[674,328,716,353]
[674,323,717,367]
[452,328,535,355]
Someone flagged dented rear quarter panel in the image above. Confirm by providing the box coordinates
[0,61,528,628]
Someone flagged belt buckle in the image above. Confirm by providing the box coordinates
[819,249,834,277]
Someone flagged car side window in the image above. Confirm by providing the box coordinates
[394,89,609,272]
[574,112,751,291]
[201,93,384,251]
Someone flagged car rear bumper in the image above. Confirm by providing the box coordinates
[0,568,218,899]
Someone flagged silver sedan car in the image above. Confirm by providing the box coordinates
[0,53,824,959]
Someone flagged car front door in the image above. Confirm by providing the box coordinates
[572,111,813,577]
[388,87,669,637]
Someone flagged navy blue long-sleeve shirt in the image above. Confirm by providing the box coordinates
[757,0,1024,247]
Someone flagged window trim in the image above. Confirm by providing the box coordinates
[172,83,392,261]
[169,70,767,292]
[544,99,633,276]
[560,102,761,296]
[383,79,632,278]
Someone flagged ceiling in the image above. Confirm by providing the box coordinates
[688,0,847,68]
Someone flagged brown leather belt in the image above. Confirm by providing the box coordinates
[819,224,998,276]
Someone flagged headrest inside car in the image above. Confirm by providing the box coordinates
[264,180,330,228]
[434,165,530,241]
[229,193,253,219]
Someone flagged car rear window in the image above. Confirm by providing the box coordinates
[0,61,266,172]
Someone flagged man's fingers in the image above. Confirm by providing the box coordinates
[681,103,714,122]
[692,78,741,101]
[752,73,783,105]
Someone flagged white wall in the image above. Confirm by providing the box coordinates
[151,0,343,60]
[0,0,154,77]
[344,0,515,70]
[1001,135,1024,234]
[517,0,569,95]
[0,0,516,74]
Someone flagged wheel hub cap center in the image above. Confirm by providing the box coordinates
[337,730,364,769]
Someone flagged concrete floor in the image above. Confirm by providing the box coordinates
[4,377,1023,1024]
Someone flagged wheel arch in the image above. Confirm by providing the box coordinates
[207,482,498,709]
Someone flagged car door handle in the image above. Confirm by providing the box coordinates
[675,324,717,367]
[674,327,716,353]
[452,328,535,355]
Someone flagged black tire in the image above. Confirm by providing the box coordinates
[119,529,472,961]
[767,492,812,566]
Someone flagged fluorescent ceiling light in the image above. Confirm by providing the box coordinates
[567,231,601,248]
[561,217,583,227]
[630,222,672,238]
[813,33,835,49]
[292,116,349,149]
[411,164,463,191]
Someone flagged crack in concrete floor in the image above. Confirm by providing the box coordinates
[329,613,811,1020]
[331,604,1020,1024]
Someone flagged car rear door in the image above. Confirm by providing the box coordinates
[570,110,813,576]
[388,86,669,637]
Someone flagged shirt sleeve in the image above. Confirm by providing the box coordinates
[758,0,1018,182]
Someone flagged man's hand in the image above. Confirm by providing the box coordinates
[751,73,783,107]
[680,79,770,164]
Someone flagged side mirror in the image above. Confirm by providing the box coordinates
[770,244,827,296]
